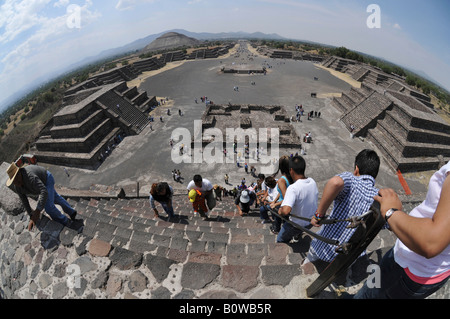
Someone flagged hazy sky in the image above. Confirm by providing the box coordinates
[1,0,449,113]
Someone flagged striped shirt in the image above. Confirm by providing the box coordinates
[310,172,379,262]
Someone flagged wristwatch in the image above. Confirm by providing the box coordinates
[385,208,398,221]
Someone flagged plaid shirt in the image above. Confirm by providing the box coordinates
[310,172,379,262]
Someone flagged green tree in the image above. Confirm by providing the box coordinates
[43,91,55,103]
[406,75,417,86]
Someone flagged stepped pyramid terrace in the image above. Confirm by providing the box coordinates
[32,82,156,169]
[323,56,450,173]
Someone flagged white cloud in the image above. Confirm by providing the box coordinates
[188,0,205,4]
[0,0,101,106]
[115,0,157,11]
[393,23,401,30]
[0,0,52,44]
[53,0,70,8]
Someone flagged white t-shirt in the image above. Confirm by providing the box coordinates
[281,177,318,227]
[394,161,450,279]
[186,178,213,192]
[260,181,267,192]
[266,186,279,203]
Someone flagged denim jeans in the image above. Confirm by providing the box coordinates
[259,204,271,220]
[160,200,175,218]
[277,221,312,243]
[354,248,449,299]
[205,191,217,211]
[44,171,76,226]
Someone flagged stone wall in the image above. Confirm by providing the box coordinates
[198,104,301,149]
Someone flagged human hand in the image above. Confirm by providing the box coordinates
[28,210,40,231]
[310,216,322,227]
[373,189,403,218]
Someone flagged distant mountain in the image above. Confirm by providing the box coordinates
[142,32,201,53]
[65,29,285,72]
[167,29,286,41]
[92,29,285,59]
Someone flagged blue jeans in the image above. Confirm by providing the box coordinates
[45,171,76,226]
[354,248,449,299]
[259,204,271,220]
[277,221,312,243]
[159,200,175,218]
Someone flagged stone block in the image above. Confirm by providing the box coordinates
[222,265,259,293]
[88,238,112,257]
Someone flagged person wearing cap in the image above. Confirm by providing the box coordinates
[5,162,77,230]
[213,184,223,201]
[235,188,257,216]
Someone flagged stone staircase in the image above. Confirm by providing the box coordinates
[321,56,359,75]
[96,89,150,134]
[132,57,165,73]
[2,179,450,299]
[330,80,450,173]
[69,194,285,260]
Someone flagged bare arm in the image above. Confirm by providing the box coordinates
[374,175,450,259]
[280,205,291,217]
[311,176,344,226]
[270,178,287,209]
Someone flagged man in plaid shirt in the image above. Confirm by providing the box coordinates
[306,149,381,263]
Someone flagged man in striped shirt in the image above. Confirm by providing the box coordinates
[306,149,381,263]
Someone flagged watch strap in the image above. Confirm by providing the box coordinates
[385,208,398,221]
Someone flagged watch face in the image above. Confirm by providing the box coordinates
[386,208,397,220]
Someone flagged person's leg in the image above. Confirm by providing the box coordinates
[206,191,216,211]
[259,205,269,220]
[161,201,174,218]
[53,191,76,216]
[270,210,282,233]
[44,173,70,225]
[277,223,301,243]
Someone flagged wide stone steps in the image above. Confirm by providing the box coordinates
[97,90,149,133]
[2,183,447,299]
[66,196,294,264]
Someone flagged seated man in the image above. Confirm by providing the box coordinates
[277,156,318,243]
[235,189,257,216]
[6,162,77,230]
